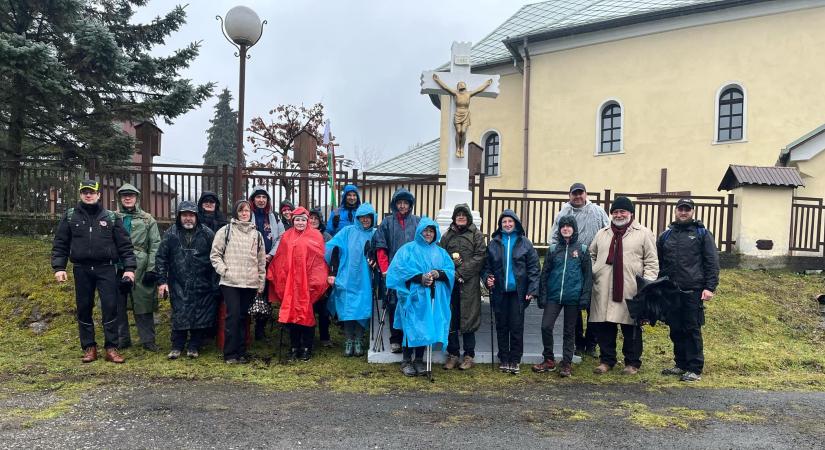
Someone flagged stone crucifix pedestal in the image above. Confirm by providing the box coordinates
[421,41,499,231]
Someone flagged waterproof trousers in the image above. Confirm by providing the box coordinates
[74,264,119,350]
[669,290,705,374]
[171,328,207,352]
[540,303,578,364]
[494,292,526,364]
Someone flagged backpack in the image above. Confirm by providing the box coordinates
[660,226,707,244]
[223,222,261,253]
[66,207,117,225]
[549,243,588,256]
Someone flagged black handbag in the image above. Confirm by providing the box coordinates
[248,293,272,318]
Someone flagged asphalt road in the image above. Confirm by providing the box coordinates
[2,380,824,449]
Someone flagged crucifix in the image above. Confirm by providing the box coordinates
[420,41,499,230]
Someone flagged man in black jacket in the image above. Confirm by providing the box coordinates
[51,180,137,364]
[657,198,720,382]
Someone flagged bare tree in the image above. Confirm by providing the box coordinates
[348,143,382,171]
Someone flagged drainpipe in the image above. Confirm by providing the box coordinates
[522,38,531,193]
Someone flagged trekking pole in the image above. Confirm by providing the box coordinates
[428,283,435,383]
[372,304,387,353]
[489,292,496,371]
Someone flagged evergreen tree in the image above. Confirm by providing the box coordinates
[202,88,237,195]
[0,0,215,165]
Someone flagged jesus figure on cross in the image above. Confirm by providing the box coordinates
[432,73,493,158]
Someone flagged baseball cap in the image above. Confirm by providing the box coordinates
[569,182,586,193]
[78,180,100,192]
[676,198,695,209]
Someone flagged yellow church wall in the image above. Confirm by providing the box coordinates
[793,155,825,198]
[462,7,825,196]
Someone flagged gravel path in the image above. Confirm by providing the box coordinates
[2,380,824,449]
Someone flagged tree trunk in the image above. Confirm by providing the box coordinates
[4,74,28,211]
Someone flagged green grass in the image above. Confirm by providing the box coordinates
[1,235,825,422]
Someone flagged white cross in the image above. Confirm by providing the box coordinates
[420,41,499,230]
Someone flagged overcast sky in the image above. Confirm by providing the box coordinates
[133,1,531,167]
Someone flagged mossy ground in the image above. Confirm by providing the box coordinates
[1,236,824,425]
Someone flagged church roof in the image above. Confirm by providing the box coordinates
[467,0,771,68]
[368,138,440,177]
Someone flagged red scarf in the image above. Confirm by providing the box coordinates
[606,220,631,303]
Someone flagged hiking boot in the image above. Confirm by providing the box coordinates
[81,346,98,363]
[532,358,557,373]
[680,371,702,382]
[167,349,182,360]
[187,350,199,359]
[622,366,639,375]
[414,360,427,376]
[661,366,686,376]
[559,362,573,378]
[344,340,354,357]
[288,348,299,362]
[401,361,416,377]
[300,348,312,361]
[443,354,460,370]
[354,341,365,357]
[509,362,520,375]
[104,348,125,364]
[390,343,402,353]
[593,363,612,374]
[142,342,159,352]
[458,355,475,371]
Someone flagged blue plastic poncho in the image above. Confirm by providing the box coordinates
[325,203,377,327]
[386,217,455,348]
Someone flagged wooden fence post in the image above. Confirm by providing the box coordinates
[725,193,735,253]
[604,189,612,214]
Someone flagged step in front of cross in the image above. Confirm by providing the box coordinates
[367,297,582,365]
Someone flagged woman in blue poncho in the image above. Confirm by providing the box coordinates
[386,217,455,377]
[325,203,377,357]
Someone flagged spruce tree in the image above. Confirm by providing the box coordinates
[0,0,215,165]
[202,88,237,196]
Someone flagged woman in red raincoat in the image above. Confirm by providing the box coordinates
[267,207,329,361]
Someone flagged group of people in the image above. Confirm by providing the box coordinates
[51,179,718,382]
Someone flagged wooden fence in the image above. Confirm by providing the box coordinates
[0,160,738,252]
[790,196,825,253]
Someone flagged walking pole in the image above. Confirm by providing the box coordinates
[489,288,495,371]
[428,283,435,383]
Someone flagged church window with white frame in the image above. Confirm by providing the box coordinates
[599,102,622,154]
[717,86,744,142]
[484,132,499,176]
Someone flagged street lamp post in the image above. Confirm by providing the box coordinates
[217,6,266,202]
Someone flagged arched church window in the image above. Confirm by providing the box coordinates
[600,103,622,153]
[484,133,499,176]
[717,87,744,142]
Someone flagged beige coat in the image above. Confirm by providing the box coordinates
[210,219,266,290]
[588,221,659,325]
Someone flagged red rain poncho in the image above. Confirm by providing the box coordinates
[267,213,329,327]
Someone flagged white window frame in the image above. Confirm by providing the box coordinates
[595,98,625,156]
[713,82,748,144]
[481,129,502,177]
